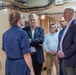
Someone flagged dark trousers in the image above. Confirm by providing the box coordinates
[6,58,30,75]
[59,61,63,75]
[66,67,76,75]
[62,60,67,75]
[59,59,67,75]
[31,53,43,75]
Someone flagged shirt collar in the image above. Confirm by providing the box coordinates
[30,26,36,31]
[67,18,74,26]
[50,32,55,35]
[13,25,20,28]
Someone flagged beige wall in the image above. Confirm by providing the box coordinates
[0,9,10,75]
[39,16,49,34]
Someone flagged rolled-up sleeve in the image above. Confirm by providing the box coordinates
[20,32,31,55]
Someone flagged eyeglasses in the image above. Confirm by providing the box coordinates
[60,21,65,23]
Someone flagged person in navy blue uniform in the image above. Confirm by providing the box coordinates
[23,14,44,75]
[2,11,35,75]
[58,17,67,75]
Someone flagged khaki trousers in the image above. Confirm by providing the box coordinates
[46,53,59,75]
[0,60,2,71]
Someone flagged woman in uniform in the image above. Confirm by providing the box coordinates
[2,11,35,75]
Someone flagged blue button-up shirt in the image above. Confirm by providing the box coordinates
[43,32,59,52]
[2,25,31,59]
[58,28,65,42]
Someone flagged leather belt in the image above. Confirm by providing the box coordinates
[7,57,23,60]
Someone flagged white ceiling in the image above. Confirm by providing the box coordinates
[0,0,76,21]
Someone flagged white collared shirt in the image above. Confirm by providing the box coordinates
[30,27,36,52]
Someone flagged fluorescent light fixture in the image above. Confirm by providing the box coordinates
[40,15,45,19]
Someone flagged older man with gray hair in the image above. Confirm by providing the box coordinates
[23,13,44,75]
[58,8,76,75]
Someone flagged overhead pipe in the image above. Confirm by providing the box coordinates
[20,0,55,12]
[0,0,55,12]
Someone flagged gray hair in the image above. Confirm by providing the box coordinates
[28,13,38,19]
[64,8,74,13]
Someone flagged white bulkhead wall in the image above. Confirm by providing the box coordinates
[0,9,10,75]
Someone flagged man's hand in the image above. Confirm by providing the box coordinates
[58,51,65,58]
[38,44,43,47]
[30,69,35,75]
[49,51,57,55]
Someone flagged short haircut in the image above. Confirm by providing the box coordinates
[64,8,74,13]
[28,13,38,19]
[28,14,34,19]
[50,24,56,28]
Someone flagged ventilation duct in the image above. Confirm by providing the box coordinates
[0,0,55,12]
[15,0,28,3]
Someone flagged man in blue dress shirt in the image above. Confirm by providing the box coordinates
[58,17,67,75]
[43,24,59,75]
[2,11,35,75]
